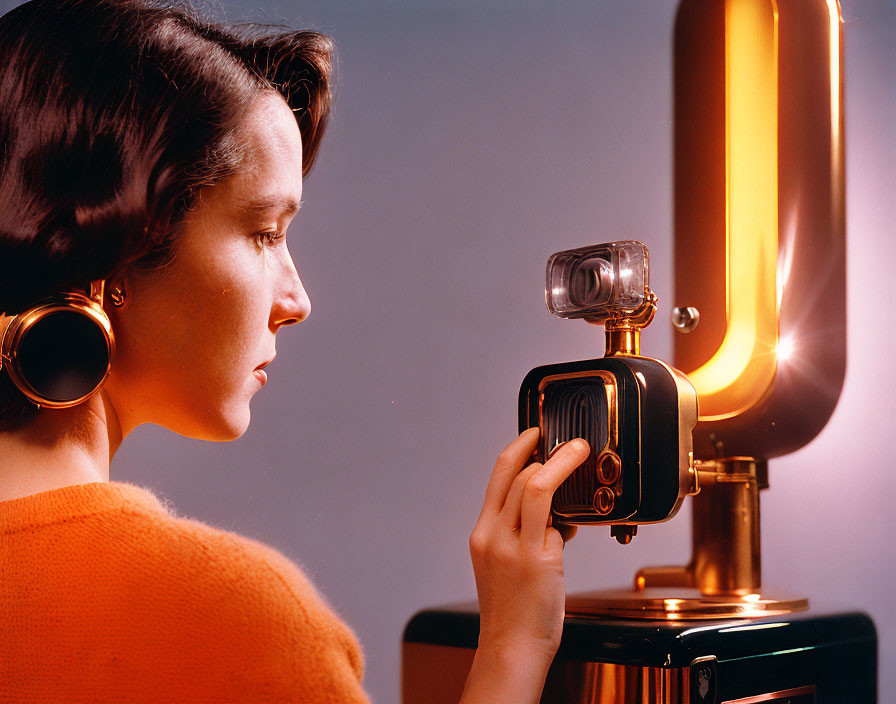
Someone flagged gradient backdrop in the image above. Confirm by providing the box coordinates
[2,0,892,701]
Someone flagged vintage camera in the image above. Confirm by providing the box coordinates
[519,241,698,543]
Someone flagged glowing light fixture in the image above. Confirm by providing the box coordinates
[686,0,779,419]
[776,337,795,361]
[673,0,845,459]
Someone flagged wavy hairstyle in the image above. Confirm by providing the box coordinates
[0,0,333,430]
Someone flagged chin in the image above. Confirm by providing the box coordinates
[209,409,251,442]
[168,404,251,442]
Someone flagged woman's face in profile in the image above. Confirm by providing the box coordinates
[104,92,310,441]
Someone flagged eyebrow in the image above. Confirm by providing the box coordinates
[238,195,303,216]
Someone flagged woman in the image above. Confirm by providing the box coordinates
[0,1,590,702]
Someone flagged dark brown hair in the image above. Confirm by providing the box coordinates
[0,0,333,429]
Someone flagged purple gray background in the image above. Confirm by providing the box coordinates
[3,0,893,701]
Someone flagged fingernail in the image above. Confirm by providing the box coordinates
[547,441,566,458]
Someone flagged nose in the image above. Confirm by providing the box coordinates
[271,247,311,328]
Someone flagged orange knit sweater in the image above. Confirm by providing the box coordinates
[0,481,371,703]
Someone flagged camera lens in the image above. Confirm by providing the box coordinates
[545,242,648,319]
[568,256,613,308]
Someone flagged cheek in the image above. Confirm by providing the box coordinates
[122,250,270,389]
[176,261,270,372]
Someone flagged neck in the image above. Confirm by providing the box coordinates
[0,390,124,502]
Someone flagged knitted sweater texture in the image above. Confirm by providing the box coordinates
[0,481,370,703]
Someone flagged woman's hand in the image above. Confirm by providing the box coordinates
[460,428,590,704]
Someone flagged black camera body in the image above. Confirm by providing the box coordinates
[520,355,696,528]
[520,241,698,541]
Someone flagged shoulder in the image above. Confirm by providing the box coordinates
[167,512,359,640]
[105,507,369,702]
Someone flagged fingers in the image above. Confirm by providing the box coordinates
[520,439,590,548]
[554,524,577,544]
[478,427,540,520]
[496,460,544,529]
[547,514,577,543]
[545,526,566,553]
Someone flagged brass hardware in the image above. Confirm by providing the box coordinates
[596,451,621,484]
[635,458,763,597]
[604,327,640,356]
[633,457,762,596]
[593,487,615,515]
[686,452,700,496]
[565,458,808,619]
[89,279,106,305]
[671,306,700,333]
[603,291,658,357]
[565,587,807,621]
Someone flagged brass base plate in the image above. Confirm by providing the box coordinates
[566,587,809,620]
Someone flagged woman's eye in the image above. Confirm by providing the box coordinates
[253,231,285,248]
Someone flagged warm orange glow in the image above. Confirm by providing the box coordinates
[826,0,843,210]
[826,0,842,145]
[686,0,779,421]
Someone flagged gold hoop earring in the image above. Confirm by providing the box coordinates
[109,285,127,308]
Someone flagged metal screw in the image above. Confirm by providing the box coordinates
[671,306,700,333]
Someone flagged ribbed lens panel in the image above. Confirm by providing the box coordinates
[542,379,608,512]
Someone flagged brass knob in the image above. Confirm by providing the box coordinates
[596,451,621,484]
[593,487,615,515]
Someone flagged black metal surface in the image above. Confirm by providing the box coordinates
[622,355,687,522]
[404,604,878,702]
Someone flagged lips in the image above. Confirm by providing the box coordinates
[255,354,276,371]
[254,354,275,386]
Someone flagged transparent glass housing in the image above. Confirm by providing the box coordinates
[546,241,649,320]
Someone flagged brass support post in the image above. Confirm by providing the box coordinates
[600,291,656,357]
[567,457,804,618]
[604,327,640,356]
[635,457,762,596]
